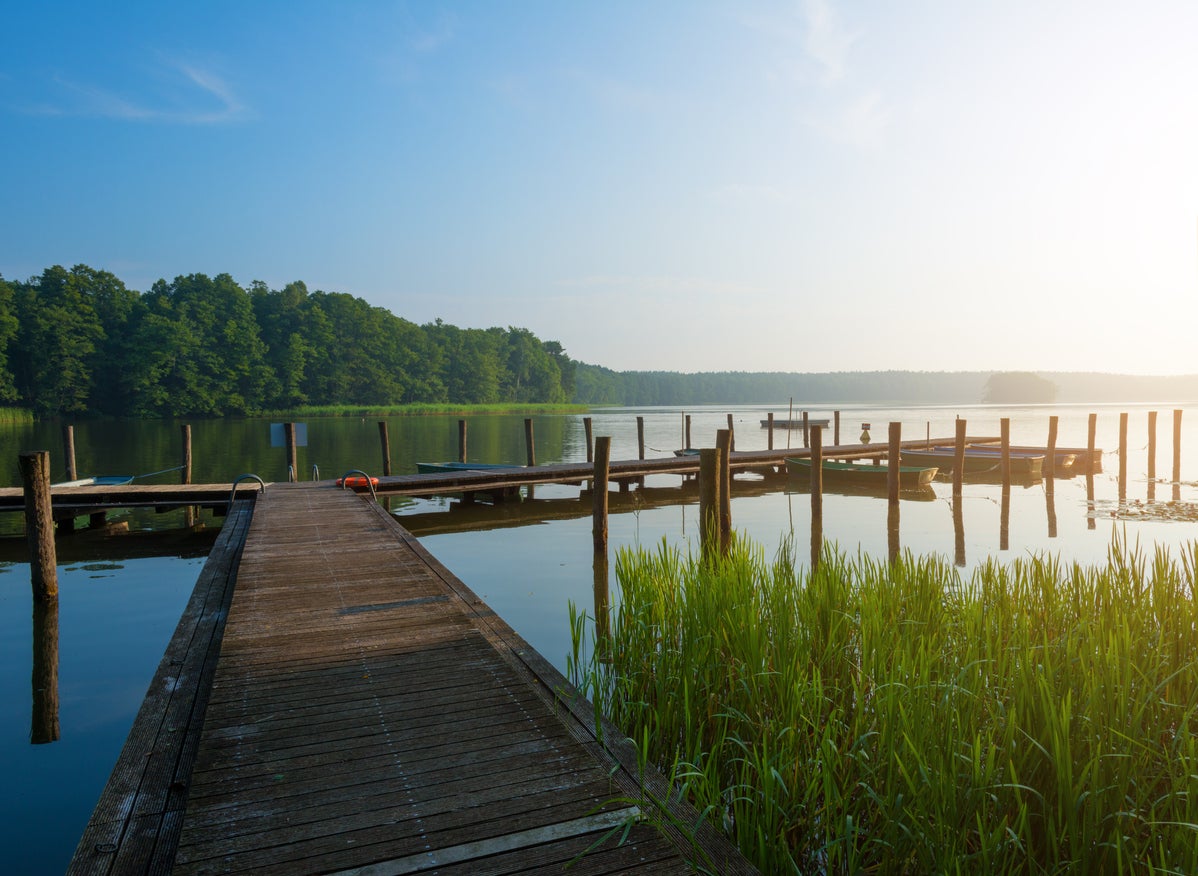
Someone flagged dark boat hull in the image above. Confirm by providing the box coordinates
[786,457,938,488]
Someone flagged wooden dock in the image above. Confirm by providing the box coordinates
[69,483,755,874]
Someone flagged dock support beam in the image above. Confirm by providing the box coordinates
[20,450,58,601]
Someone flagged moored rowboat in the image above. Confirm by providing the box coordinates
[901,448,1044,478]
[786,457,938,489]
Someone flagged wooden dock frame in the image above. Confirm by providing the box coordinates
[68,484,756,875]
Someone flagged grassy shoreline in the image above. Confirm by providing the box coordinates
[254,402,590,418]
[571,534,1198,874]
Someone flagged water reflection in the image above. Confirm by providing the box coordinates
[1046,478,1057,539]
[30,599,59,744]
[1000,487,1010,551]
[887,504,900,564]
[952,497,965,567]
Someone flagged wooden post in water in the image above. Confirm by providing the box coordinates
[953,419,966,498]
[1147,410,1157,483]
[834,411,841,446]
[802,411,810,448]
[284,422,298,482]
[727,413,735,451]
[715,429,732,554]
[1000,418,1011,488]
[181,423,195,527]
[1046,415,1058,480]
[887,422,901,505]
[637,416,645,460]
[810,426,823,568]
[699,448,721,560]
[1118,412,1128,501]
[524,418,536,467]
[767,413,774,450]
[31,599,60,744]
[61,424,77,482]
[458,420,468,464]
[20,451,58,601]
[584,417,593,463]
[377,421,392,477]
[1173,409,1183,488]
[591,436,611,553]
[684,415,692,451]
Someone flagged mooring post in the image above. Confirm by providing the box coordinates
[61,425,77,482]
[834,411,841,447]
[685,415,692,450]
[285,422,298,482]
[1173,409,1183,488]
[767,412,774,450]
[1087,412,1098,474]
[458,419,468,464]
[1118,412,1128,501]
[637,416,645,460]
[375,421,392,477]
[20,451,58,601]
[727,413,735,451]
[810,424,823,525]
[715,428,732,553]
[592,436,611,553]
[1046,415,1058,479]
[887,422,901,505]
[1147,410,1158,482]
[584,417,593,463]
[699,448,721,560]
[802,411,810,448]
[524,418,536,467]
[1000,418,1011,488]
[181,424,193,484]
[953,418,966,498]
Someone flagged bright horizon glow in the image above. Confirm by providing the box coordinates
[2,2,1196,376]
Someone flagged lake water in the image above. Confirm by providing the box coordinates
[2,403,1196,872]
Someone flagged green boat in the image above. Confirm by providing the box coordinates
[786,457,938,489]
[415,461,523,474]
[901,447,1043,478]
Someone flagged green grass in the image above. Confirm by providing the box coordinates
[0,407,33,425]
[254,402,588,418]
[570,534,1198,874]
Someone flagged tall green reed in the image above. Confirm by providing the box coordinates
[570,533,1198,874]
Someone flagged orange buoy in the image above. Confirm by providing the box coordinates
[337,476,379,488]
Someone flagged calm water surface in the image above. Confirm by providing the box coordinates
[1,403,1196,872]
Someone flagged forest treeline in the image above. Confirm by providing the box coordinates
[2,265,1194,419]
[0,265,576,417]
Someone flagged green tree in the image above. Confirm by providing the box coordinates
[0,276,19,404]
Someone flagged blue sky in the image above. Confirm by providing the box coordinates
[2,1,1196,375]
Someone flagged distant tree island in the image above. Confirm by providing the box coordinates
[1,265,1194,419]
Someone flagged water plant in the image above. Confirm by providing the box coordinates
[570,533,1198,874]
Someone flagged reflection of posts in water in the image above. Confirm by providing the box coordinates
[1000,486,1010,551]
[1174,409,1183,501]
[952,496,965,567]
[887,503,900,565]
[592,549,611,654]
[1118,412,1128,502]
[953,418,966,498]
[810,426,823,569]
[715,430,732,554]
[31,599,60,744]
[699,448,722,560]
[1046,478,1057,538]
[591,436,611,553]
[1086,473,1096,531]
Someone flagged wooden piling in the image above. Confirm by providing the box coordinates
[887,422,901,504]
[727,413,735,451]
[31,599,59,744]
[1147,410,1157,482]
[1046,415,1058,479]
[802,411,810,448]
[637,416,645,460]
[1000,418,1011,488]
[458,419,468,464]
[584,417,593,463]
[181,424,193,484]
[524,418,536,467]
[377,421,392,477]
[591,436,611,553]
[1173,409,1183,487]
[834,411,841,446]
[1088,413,1098,473]
[715,429,732,553]
[953,418,966,498]
[285,422,298,483]
[767,413,774,450]
[810,425,823,525]
[699,448,721,559]
[19,450,58,601]
[1119,412,1128,501]
[62,424,77,482]
[684,415,692,451]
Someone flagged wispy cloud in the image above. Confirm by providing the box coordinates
[20,58,249,124]
[808,90,890,150]
[801,0,857,85]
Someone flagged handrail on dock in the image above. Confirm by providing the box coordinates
[339,468,378,502]
[227,473,266,508]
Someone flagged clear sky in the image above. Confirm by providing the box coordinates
[2,1,1196,375]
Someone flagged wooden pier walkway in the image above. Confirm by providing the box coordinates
[70,483,755,874]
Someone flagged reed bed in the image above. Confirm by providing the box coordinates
[255,402,586,418]
[0,407,33,425]
[570,535,1198,874]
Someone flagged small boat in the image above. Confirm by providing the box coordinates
[901,448,1044,478]
[415,461,523,475]
[971,444,1079,474]
[762,418,830,430]
[673,448,701,457]
[52,475,136,487]
[786,457,938,489]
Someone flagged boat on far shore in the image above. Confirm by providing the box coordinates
[762,418,830,430]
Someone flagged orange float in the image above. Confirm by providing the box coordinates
[337,476,379,488]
